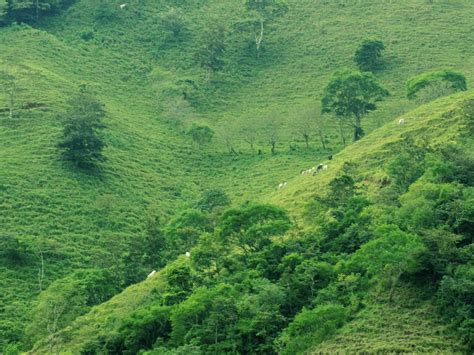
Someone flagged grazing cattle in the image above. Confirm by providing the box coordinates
[322,165,328,170]
[317,164,324,172]
[328,155,333,161]
[398,119,405,125]
[120,3,127,9]
[147,270,156,279]
[185,252,191,257]
[278,183,283,189]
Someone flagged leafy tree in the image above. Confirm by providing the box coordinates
[244,0,288,57]
[348,224,425,302]
[0,235,28,265]
[196,189,231,213]
[6,0,75,23]
[187,124,214,146]
[354,39,385,72]
[170,284,240,352]
[95,1,118,23]
[437,264,474,351]
[57,86,107,169]
[164,209,212,255]
[196,23,227,81]
[116,305,172,355]
[322,70,389,141]
[159,7,187,40]
[0,1,7,25]
[218,204,291,260]
[237,278,286,353]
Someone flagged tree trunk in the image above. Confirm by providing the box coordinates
[318,131,326,150]
[255,18,264,58]
[270,141,276,154]
[353,115,363,141]
[8,90,14,119]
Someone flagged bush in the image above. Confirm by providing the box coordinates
[406,70,467,99]
[354,39,385,72]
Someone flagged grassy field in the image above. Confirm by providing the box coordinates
[1,0,474,350]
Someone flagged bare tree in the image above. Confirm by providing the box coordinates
[240,120,259,151]
[0,71,19,119]
[219,127,239,155]
[46,299,66,355]
[315,114,331,150]
[262,115,280,154]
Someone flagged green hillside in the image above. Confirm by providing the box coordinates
[1,0,473,353]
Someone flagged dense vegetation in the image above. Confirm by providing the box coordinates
[1,0,473,353]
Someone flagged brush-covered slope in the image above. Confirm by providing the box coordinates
[1,0,474,351]
[31,92,473,353]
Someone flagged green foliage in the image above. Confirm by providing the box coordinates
[354,39,385,72]
[277,304,348,354]
[348,224,425,302]
[95,1,119,23]
[218,204,291,257]
[187,124,215,146]
[5,0,75,23]
[116,305,172,354]
[196,188,231,213]
[407,70,467,99]
[164,209,212,255]
[170,284,239,352]
[57,86,107,169]
[195,23,227,79]
[26,269,118,348]
[438,264,474,351]
[322,70,389,141]
[159,7,187,40]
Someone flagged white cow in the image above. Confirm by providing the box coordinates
[120,3,127,9]
[185,252,191,257]
[399,119,405,125]
[147,270,156,279]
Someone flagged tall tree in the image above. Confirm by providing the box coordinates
[245,0,288,57]
[322,70,389,141]
[57,86,107,169]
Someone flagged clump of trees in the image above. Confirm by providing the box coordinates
[354,39,385,72]
[57,86,107,169]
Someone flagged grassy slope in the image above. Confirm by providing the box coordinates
[1,0,474,349]
[31,92,472,353]
[312,290,465,354]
